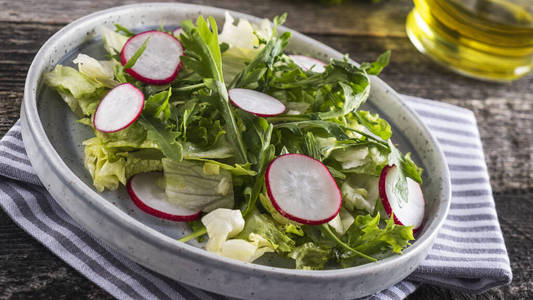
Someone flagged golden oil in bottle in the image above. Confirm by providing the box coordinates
[406,0,533,81]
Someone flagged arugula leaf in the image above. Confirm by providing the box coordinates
[187,220,206,242]
[114,24,135,37]
[275,120,350,141]
[123,37,150,69]
[180,17,247,163]
[238,111,273,164]
[303,132,321,160]
[229,28,291,89]
[360,50,390,76]
[387,140,409,204]
[387,140,424,200]
[241,118,275,217]
[318,79,369,120]
[177,98,198,142]
[143,88,172,121]
[402,152,423,184]
[180,17,224,80]
[268,56,373,120]
[177,98,226,149]
[137,115,183,161]
[355,111,392,141]
[340,213,414,267]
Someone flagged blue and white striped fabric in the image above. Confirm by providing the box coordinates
[0,96,511,300]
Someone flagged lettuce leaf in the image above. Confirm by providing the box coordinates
[202,209,273,263]
[72,54,118,88]
[44,65,106,116]
[100,26,129,56]
[44,65,100,98]
[202,208,244,252]
[289,242,331,270]
[187,158,256,176]
[236,212,295,253]
[183,140,234,159]
[341,174,380,213]
[163,159,234,212]
[83,137,162,192]
[221,237,274,262]
[332,145,389,176]
[57,88,106,116]
[218,12,275,84]
[327,207,355,235]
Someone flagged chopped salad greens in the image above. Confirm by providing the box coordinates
[44,12,424,270]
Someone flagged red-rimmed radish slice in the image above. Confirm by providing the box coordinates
[289,55,326,73]
[173,27,184,37]
[93,83,144,133]
[120,30,184,85]
[228,88,286,117]
[127,172,201,222]
[265,153,342,225]
[379,165,425,231]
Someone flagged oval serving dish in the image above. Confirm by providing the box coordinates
[21,3,451,299]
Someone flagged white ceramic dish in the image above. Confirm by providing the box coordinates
[21,3,451,299]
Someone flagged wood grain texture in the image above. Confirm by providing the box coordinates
[0,0,531,299]
[0,0,410,37]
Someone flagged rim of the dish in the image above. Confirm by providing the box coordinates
[23,2,451,279]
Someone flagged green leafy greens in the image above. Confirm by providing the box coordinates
[44,13,421,270]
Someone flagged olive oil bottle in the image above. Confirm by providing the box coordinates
[406,0,533,81]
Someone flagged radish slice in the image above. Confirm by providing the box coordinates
[289,55,326,73]
[265,154,341,225]
[127,172,202,222]
[173,27,184,37]
[379,165,425,231]
[228,88,286,117]
[93,83,144,133]
[120,30,184,85]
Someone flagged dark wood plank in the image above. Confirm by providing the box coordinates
[0,0,411,37]
[0,208,113,299]
[0,0,532,299]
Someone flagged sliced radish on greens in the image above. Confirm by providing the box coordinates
[127,172,201,222]
[265,154,341,225]
[379,165,425,231]
[93,83,144,133]
[120,30,184,85]
[289,55,326,73]
[228,88,286,117]
[173,27,184,37]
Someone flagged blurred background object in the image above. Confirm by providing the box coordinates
[406,0,533,81]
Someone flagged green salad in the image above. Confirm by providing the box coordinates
[44,12,424,270]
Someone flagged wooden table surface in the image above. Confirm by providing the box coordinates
[1,0,531,299]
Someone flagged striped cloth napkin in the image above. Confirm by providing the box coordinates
[0,96,512,300]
